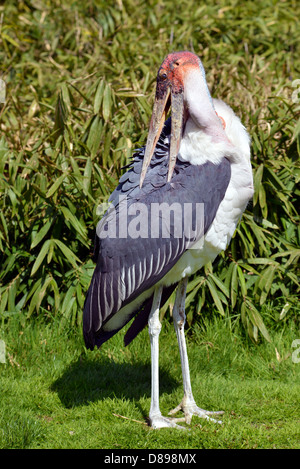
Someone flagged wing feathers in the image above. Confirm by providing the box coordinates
[83,120,231,349]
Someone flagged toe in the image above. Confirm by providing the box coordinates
[150,414,186,430]
[168,400,224,425]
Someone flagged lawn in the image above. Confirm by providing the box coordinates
[1,316,299,449]
[0,0,299,451]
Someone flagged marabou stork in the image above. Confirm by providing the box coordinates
[83,51,254,429]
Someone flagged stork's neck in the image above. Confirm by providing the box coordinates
[179,97,250,167]
[184,69,230,146]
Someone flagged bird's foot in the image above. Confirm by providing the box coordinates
[168,397,224,425]
[149,412,186,430]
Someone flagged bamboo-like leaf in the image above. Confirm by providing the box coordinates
[47,239,54,263]
[224,261,235,290]
[60,206,87,239]
[28,283,43,317]
[206,277,225,316]
[61,285,76,315]
[59,291,76,332]
[53,239,81,268]
[30,220,52,249]
[0,211,8,241]
[50,277,60,312]
[87,115,103,157]
[83,156,92,194]
[35,275,53,312]
[94,79,105,115]
[2,32,20,48]
[279,303,291,320]
[246,299,271,342]
[243,221,269,256]
[46,173,68,198]
[237,265,247,298]
[69,156,81,177]
[258,264,277,305]
[253,163,264,206]
[102,83,111,122]
[102,126,113,166]
[60,82,72,118]
[0,290,8,315]
[8,280,17,312]
[208,273,229,298]
[259,183,267,218]
[31,239,52,276]
[31,183,46,199]
[185,282,203,308]
[247,258,274,265]
[240,300,247,330]
[231,263,238,308]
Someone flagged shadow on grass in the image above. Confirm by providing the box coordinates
[51,355,179,410]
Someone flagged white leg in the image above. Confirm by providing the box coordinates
[169,277,224,425]
[148,285,185,430]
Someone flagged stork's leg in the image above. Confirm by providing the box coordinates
[148,285,186,429]
[169,277,224,425]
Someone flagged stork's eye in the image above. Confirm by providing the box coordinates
[159,70,168,81]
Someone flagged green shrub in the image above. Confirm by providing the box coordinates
[0,0,299,342]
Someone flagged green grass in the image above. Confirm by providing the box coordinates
[0,0,299,450]
[1,317,299,449]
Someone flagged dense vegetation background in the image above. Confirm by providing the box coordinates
[0,0,299,339]
[0,0,299,449]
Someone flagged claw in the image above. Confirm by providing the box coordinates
[169,399,224,425]
[149,413,187,430]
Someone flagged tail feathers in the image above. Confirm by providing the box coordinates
[82,281,98,350]
[83,283,177,349]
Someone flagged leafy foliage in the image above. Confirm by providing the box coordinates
[0,0,299,342]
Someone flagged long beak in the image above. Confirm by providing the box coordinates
[168,92,184,182]
[139,88,185,188]
[139,87,170,188]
